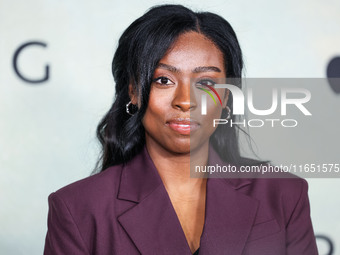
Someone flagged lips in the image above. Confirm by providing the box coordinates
[166,118,199,135]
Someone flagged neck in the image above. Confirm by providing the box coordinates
[145,138,209,199]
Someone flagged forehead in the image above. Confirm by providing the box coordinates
[159,31,225,73]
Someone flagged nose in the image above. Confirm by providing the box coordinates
[172,79,197,112]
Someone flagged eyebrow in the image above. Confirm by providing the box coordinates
[192,66,221,73]
[157,63,222,73]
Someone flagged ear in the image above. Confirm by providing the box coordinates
[128,84,138,105]
[222,89,230,107]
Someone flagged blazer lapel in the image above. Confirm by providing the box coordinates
[117,146,192,254]
[199,146,260,255]
[199,178,259,255]
[117,144,259,255]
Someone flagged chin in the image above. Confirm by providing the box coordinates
[168,139,206,155]
[167,141,191,155]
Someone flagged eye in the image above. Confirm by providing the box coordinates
[196,79,216,88]
[153,76,174,86]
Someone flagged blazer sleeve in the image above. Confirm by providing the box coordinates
[44,192,90,255]
[286,179,319,255]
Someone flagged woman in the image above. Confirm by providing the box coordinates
[44,4,318,255]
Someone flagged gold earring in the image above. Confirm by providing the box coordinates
[225,106,231,120]
[126,101,137,116]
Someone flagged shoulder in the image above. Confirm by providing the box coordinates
[240,174,310,225]
[49,164,124,211]
[244,171,309,204]
[228,163,309,200]
[256,172,308,197]
[224,164,309,199]
[44,165,129,254]
[249,173,308,194]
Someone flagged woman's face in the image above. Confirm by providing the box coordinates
[139,31,228,154]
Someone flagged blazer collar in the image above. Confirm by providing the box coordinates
[117,145,163,203]
[118,144,252,202]
[117,144,259,255]
[206,143,253,189]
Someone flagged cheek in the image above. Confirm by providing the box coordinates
[205,88,227,121]
[142,90,172,128]
[205,103,223,124]
[198,100,223,138]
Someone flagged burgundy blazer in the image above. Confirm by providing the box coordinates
[44,144,318,255]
